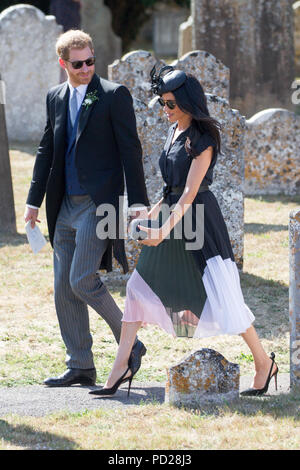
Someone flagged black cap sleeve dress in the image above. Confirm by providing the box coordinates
[123,124,255,338]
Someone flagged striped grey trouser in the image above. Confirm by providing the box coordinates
[53,194,123,369]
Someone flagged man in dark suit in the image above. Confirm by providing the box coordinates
[24,30,149,387]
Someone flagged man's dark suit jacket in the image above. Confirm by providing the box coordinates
[26,73,149,273]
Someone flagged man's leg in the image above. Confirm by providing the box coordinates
[69,196,123,344]
[52,194,145,383]
[53,196,95,370]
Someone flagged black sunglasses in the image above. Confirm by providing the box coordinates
[66,56,96,70]
[158,98,177,110]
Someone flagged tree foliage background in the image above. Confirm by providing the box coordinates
[0,0,190,51]
[103,0,190,51]
[0,0,49,13]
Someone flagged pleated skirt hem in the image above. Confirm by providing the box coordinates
[123,256,255,339]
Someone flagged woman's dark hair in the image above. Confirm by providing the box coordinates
[169,74,222,158]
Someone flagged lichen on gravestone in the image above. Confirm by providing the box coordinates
[165,348,240,407]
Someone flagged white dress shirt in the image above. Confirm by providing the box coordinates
[68,82,88,111]
[27,82,88,210]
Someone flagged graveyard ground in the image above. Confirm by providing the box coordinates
[0,144,300,450]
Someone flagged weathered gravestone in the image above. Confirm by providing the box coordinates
[109,49,229,104]
[108,50,245,271]
[165,348,240,406]
[0,75,16,233]
[153,3,189,57]
[81,0,122,79]
[289,208,300,392]
[109,50,165,104]
[244,109,300,196]
[0,5,62,141]
[173,50,229,102]
[294,1,300,77]
[191,0,295,118]
[178,15,193,58]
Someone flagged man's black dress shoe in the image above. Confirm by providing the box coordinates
[129,340,147,375]
[44,368,96,387]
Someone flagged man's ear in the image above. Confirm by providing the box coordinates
[59,57,67,70]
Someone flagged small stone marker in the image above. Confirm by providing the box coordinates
[165,348,240,407]
[289,208,300,392]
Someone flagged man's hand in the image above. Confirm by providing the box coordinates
[24,206,41,229]
[127,207,149,232]
[128,207,149,222]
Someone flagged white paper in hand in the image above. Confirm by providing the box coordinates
[25,221,47,254]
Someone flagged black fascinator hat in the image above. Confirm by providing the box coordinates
[150,64,222,157]
[150,65,187,95]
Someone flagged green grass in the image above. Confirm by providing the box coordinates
[2,393,300,450]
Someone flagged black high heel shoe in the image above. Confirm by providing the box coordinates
[89,366,134,397]
[240,352,279,397]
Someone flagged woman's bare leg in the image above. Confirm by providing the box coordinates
[104,321,142,389]
[241,325,277,389]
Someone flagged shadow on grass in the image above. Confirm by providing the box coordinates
[9,141,39,156]
[240,270,287,290]
[90,384,165,406]
[239,271,289,338]
[183,391,300,421]
[0,232,28,247]
[245,222,288,234]
[0,231,49,247]
[90,384,300,422]
[246,194,300,205]
[0,419,77,450]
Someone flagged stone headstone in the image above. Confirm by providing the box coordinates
[244,109,300,196]
[165,348,240,407]
[172,50,229,101]
[207,95,245,267]
[289,208,300,392]
[191,0,295,118]
[109,51,165,104]
[109,50,245,271]
[153,4,189,57]
[0,5,62,141]
[178,15,193,58]
[81,0,122,79]
[109,49,229,104]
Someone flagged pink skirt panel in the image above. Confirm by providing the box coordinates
[123,269,176,337]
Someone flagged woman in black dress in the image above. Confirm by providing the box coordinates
[90,66,278,397]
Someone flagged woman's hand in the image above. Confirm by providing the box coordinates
[137,226,164,247]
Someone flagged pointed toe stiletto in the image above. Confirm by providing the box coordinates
[240,352,279,397]
[89,366,134,397]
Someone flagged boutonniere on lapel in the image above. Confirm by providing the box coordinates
[82,90,99,110]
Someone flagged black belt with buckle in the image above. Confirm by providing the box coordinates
[163,185,209,197]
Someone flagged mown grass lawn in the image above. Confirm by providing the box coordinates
[0,144,300,450]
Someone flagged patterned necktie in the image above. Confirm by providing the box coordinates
[69,88,78,127]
